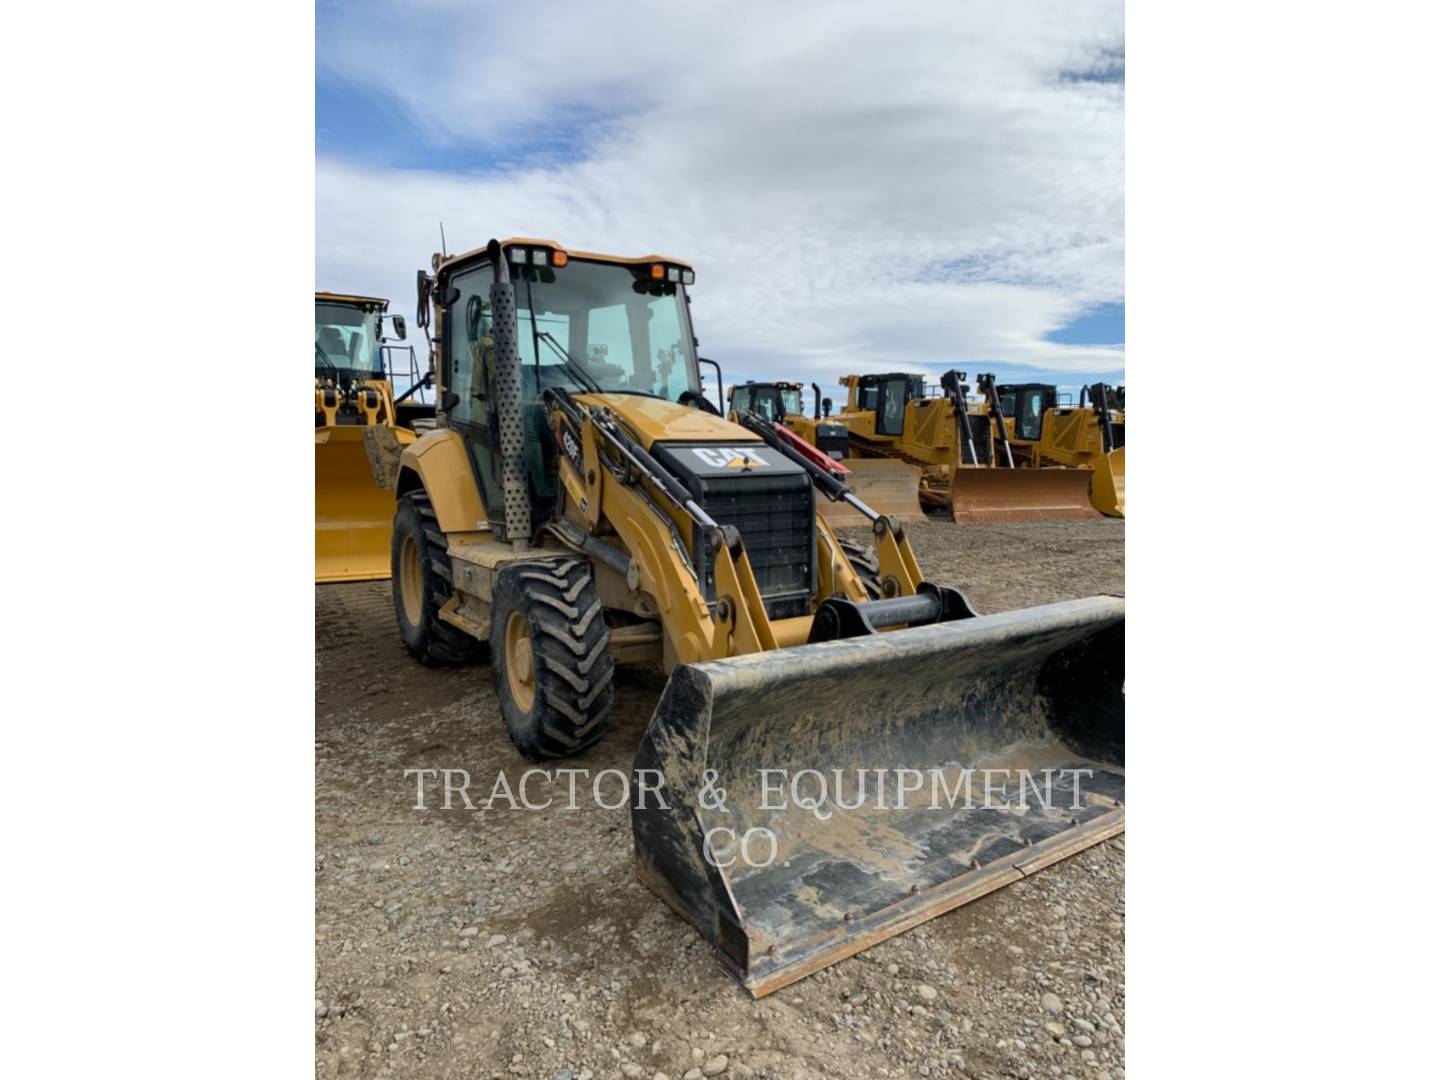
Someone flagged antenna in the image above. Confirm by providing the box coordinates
[439,222,448,258]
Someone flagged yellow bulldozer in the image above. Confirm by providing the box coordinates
[314,292,434,582]
[389,237,1125,996]
[726,380,926,527]
[830,371,1100,523]
[992,379,1126,517]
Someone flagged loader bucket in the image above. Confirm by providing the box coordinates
[315,426,412,583]
[818,459,927,527]
[632,595,1124,996]
[1089,447,1125,518]
[951,467,1102,524]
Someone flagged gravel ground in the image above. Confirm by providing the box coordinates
[316,517,1125,1080]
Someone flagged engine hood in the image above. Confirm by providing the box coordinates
[578,393,760,450]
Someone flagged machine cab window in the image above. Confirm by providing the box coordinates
[858,374,919,436]
[315,301,383,381]
[1019,390,1045,441]
[438,246,702,531]
[993,384,1058,442]
[729,383,801,420]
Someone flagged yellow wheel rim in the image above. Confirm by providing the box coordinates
[398,535,423,626]
[504,611,536,713]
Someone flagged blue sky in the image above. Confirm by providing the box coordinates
[316,1,1124,405]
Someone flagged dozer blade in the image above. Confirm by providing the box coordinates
[1089,447,1125,518]
[951,467,1102,524]
[818,459,926,527]
[315,426,411,583]
[632,596,1124,996]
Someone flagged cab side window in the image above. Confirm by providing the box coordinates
[1018,390,1045,441]
[878,377,908,435]
[445,264,493,427]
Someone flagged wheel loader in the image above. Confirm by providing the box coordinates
[315,292,434,582]
[992,380,1126,517]
[831,371,1100,523]
[726,380,926,527]
[390,237,1125,996]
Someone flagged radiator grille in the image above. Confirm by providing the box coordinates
[701,476,814,620]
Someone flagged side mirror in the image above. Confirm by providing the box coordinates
[391,315,407,341]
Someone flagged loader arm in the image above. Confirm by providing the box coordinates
[546,389,819,662]
[546,389,941,662]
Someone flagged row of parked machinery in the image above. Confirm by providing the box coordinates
[314,237,1124,997]
[727,373,1125,525]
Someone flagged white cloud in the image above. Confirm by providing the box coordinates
[317,0,1124,399]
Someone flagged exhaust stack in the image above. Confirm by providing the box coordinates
[487,239,532,549]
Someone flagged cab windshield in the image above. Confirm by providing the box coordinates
[732,385,802,420]
[315,303,382,378]
[512,259,698,400]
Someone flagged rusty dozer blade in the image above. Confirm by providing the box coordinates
[818,459,926,527]
[315,426,406,583]
[1089,446,1125,518]
[950,467,1102,524]
[631,596,1124,996]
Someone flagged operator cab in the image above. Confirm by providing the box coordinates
[996,383,1058,442]
[854,373,926,436]
[439,242,700,404]
[315,294,389,386]
[729,381,803,421]
[431,239,701,534]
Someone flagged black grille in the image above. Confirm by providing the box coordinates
[650,442,816,621]
[701,475,814,619]
[1109,422,1125,450]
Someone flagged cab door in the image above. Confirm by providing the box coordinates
[875,376,910,436]
[1015,387,1053,442]
[438,258,510,524]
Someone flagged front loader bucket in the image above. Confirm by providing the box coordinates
[951,467,1101,524]
[632,596,1124,996]
[1089,447,1125,517]
[315,426,411,583]
[818,459,926,527]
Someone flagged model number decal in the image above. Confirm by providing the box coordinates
[560,425,583,468]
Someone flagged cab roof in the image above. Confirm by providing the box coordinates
[435,236,692,276]
[316,291,389,311]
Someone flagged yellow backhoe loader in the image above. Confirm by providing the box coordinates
[832,371,1099,523]
[315,292,434,582]
[992,380,1125,517]
[726,380,925,527]
[390,237,1125,996]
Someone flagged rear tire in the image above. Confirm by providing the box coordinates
[491,558,615,759]
[392,491,486,665]
[838,538,884,601]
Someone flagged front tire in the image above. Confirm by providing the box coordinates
[838,537,884,600]
[491,558,614,759]
[392,491,485,665]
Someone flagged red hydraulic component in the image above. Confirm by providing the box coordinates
[768,420,850,480]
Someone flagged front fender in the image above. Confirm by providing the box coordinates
[395,428,489,534]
